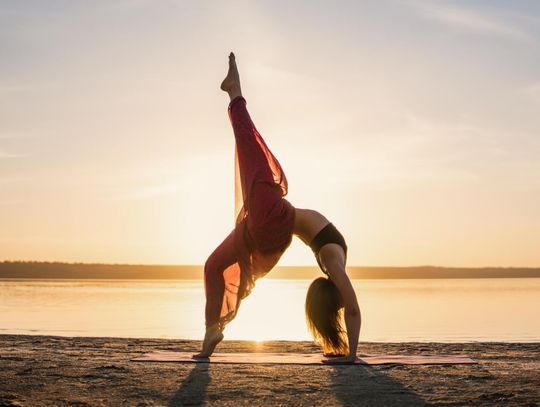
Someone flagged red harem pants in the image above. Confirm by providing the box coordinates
[203,96,295,329]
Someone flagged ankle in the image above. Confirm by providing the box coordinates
[228,88,243,102]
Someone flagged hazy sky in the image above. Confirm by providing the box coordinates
[1,1,539,267]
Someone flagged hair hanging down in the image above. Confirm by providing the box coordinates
[305,277,348,356]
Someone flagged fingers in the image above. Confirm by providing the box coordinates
[322,359,353,365]
[322,356,359,365]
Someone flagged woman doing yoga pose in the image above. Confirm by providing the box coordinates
[194,53,361,364]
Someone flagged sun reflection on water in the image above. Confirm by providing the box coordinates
[225,279,311,341]
[1,278,539,342]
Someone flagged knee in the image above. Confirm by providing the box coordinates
[204,255,220,277]
[204,251,232,279]
[203,256,225,295]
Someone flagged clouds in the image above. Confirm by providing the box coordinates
[1,1,539,265]
[0,80,58,93]
[523,82,540,104]
[405,1,533,41]
[0,141,25,158]
[0,150,20,158]
[104,183,184,201]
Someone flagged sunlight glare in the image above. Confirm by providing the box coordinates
[225,279,311,341]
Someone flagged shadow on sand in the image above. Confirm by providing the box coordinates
[330,364,428,406]
[169,363,210,406]
[168,360,428,406]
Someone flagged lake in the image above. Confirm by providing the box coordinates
[1,278,539,342]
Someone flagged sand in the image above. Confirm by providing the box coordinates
[0,335,538,406]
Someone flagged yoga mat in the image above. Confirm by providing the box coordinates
[131,351,477,365]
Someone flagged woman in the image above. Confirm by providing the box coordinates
[194,53,361,364]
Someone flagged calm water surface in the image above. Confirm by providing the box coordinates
[1,278,539,342]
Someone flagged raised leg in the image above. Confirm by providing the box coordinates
[221,52,242,101]
[221,52,278,195]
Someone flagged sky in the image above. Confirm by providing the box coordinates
[1,0,539,267]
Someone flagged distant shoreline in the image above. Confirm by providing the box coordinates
[1,261,539,279]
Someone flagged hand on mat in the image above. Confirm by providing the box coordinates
[322,355,359,365]
[323,352,346,358]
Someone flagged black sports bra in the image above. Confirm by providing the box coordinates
[308,222,348,275]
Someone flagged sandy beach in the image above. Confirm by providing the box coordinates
[0,335,538,406]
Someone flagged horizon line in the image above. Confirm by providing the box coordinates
[1,260,539,269]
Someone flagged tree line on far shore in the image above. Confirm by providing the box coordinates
[1,260,539,279]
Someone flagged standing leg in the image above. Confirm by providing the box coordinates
[203,229,238,327]
[194,229,238,358]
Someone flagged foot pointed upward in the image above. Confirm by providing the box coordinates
[220,52,242,100]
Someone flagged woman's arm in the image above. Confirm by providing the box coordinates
[329,268,361,363]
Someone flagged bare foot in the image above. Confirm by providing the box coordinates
[192,328,224,358]
[220,52,242,99]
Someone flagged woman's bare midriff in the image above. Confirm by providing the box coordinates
[293,207,331,245]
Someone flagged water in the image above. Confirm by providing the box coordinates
[1,278,539,342]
